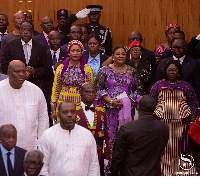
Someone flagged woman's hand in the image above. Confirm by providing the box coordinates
[112,99,123,108]
[51,111,57,123]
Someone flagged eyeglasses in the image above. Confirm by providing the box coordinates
[166,69,178,73]
[20,28,32,32]
[172,46,186,50]
[131,48,141,52]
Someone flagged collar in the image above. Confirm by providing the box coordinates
[0,143,15,155]
[21,39,33,46]
[88,53,100,61]
[50,48,60,55]
[0,30,8,35]
[43,31,48,39]
[173,55,185,64]
[89,24,99,28]
[81,101,94,109]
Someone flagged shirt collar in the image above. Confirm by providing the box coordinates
[0,143,15,155]
[81,101,94,108]
[21,39,33,46]
[43,31,48,39]
[88,53,100,62]
[173,55,185,64]
[50,48,60,55]
[0,30,8,35]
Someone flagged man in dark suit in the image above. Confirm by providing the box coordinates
[111,95,169,176]
[41,30,68,126]
[23,149,44,176]
[156,38,200,106]
[1,21,47,87]
[35,16,54,49]
[76,82,110,176]
[0,124,26,176]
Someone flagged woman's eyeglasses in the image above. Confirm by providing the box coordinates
[131,48,141,52]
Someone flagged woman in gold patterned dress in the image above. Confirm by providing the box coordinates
[50,40,94,122]
[150,59,198,176]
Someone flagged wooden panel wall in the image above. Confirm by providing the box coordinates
[0,0,200,51]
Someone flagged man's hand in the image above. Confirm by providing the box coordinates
[53,61,62,71]
[26,66,35,75]
[196,34,200,40]
[76,8,90,18]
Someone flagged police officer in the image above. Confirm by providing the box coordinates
[84,5,112,56]
[54,9,70,45]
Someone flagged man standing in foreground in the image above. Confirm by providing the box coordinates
[111,95,169,176]
[0,60,49,150]
[39,101,100,176]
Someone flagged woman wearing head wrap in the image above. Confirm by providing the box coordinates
[154,24,180,64]
[126,41,155,94]
[51,40,94,122]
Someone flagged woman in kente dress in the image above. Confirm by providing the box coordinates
[150,59,198,176]
[95,45,143,175]
[51,40,94,122]
[154,24,180,64]
[126,41,155,94]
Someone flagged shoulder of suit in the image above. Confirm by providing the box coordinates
[15,146,27,153]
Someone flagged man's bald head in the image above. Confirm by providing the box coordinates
[8,60,26,89]
[40,16,53,34]
[129,30,143,43]
[0,124,17,151]
[80,82,96,105]
[48,30,61,51]
[12,12,25,29]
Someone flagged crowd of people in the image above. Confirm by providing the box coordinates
[0,4,200,176]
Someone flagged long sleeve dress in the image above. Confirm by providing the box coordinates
[95,64,142,175]
[150,80,198,176]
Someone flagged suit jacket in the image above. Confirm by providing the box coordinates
[84,53,109,68]
[187,36,200,58]
[111,118,169,176]
[1,38,47,86]
[0,146,26,176]
[35,33,49,49]
[41,48,68,105]
[156,56,200,106]
[76,103,110,161]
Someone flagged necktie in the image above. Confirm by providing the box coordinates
[53,52,57,65]
[24,43,29,65]
[7,152,14,176]
[85,105,95,112]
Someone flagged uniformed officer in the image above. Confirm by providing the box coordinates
[126,41,155,95]
[54,9,70,45]
[84,5,112,56]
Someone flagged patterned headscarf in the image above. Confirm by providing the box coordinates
[165,24,180,35]
[67,40,84,54]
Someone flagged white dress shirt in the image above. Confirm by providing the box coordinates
[39,124,100,176]
[0,79,49,150]
[50,48,61,74]
[81,102,94,126]
[21,39,32,64]
[173,55,185,65]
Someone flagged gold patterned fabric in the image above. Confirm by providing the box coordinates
[155,88,191,120]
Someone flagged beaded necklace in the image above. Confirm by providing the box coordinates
[76,105,97,136]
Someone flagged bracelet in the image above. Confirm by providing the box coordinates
[51,111,56,114]
[109,99,113,105]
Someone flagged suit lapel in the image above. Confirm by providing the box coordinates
[59,48,67,62]
[182,56,190,72]
[17,40,26,64]
[0,148,7,176]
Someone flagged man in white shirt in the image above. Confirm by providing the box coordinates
[39,101,100,176]
[0,60,49,150]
